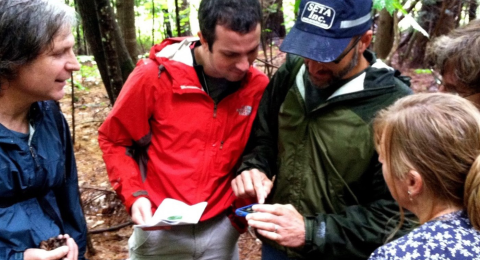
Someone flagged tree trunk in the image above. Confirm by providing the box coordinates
[469,0,477,21]
[430,0,461,37]
[163,8,173,38]
[73,0,86,55]
[96,0,124,104]
[116,0,138,63]
[259,0,286,78]
[374,9,394,59]
[76,0,134,105]
[175,0,181,36]
[151,0,155,44]
[262,0,286,39]
[401,0,461,67]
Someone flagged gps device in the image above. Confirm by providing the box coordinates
[235,204,257,217]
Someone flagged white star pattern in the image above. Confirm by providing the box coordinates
[369,211,480,260]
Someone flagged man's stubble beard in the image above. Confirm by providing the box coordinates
[308,47,359,89]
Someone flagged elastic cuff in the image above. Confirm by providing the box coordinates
[125,192,149,214]
[304,216,316,248]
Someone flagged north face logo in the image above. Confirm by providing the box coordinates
[301,2,335,29]
[237,106,252,116]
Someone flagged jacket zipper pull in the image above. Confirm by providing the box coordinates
[220,141,224,150]
[213,103,217,118]
[29,146,40,168]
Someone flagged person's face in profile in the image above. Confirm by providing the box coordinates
[7,26,80,103]
[439,63,476,96]
[200,24,261,82]
[439,66,480,109]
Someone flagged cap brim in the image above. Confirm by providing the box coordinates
[280,26,352,63]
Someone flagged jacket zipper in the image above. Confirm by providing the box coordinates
[29,146,40,168]
[200,67,223,148]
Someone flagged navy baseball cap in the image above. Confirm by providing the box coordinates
[280,0,373,63]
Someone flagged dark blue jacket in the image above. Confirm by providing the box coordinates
[0,101,87,259]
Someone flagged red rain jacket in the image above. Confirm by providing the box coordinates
[98,38,268,222]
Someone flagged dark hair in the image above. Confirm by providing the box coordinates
[0,0,76,84]
[198,0,262,51]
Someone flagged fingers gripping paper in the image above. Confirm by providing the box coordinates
[134,198,208,229]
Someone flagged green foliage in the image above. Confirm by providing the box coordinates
[282,2,296,33]
[67,78,89,91]
[73,55,100,91]
[77,56,99,78]
[372,0,407,15]
[137,34,154,52]
[179,7,191,35]
[414,69,433,75]
[294,0,300,15]
[265,3,279,14]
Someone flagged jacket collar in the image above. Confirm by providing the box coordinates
[148,37,260,94]
[296,50,400,103]
[0,102,44,146]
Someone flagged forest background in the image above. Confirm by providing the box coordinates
[61,0,479,259]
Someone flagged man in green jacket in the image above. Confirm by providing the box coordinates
[232,0,414,259]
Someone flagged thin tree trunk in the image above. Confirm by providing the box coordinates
[262,0,286,39]
[374,9,394,59]
[163,8,173,38]
[431,0,461,37]
[469,0,477,21]
[401,0,460,67]
[117,0,138,63]
[77,0,114,103]
[175,0,181,36]
[76,0,134,105]
[152,0,155,44]
[96,0,125,104]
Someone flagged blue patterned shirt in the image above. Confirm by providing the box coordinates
[369,211,480,259]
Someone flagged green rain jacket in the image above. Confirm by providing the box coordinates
[238,51,415,259]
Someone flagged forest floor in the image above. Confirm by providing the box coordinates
[61,48,435,259]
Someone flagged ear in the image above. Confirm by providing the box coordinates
[406,170,423,197]
[358,30,373,53]
[197,31,209,50]
[197,31,205,44]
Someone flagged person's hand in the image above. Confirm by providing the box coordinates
[24,234,78,260]
[246,204,305,248]
[131,197,172,231]
[62,234,78,260]
[231,169,273,204]
[131,197,153,225]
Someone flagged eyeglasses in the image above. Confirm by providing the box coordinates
[330,36,362,64]
[430,68,443,87]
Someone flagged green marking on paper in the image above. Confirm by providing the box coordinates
[167,215,183,220]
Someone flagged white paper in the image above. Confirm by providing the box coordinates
[134,198,208,229]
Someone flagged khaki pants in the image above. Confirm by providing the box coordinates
[128,213,240,260]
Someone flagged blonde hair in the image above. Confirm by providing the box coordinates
[374,93,480,230]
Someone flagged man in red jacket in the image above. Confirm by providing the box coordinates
[98,0,268,259]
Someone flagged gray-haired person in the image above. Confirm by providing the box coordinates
[427,19,480,108]
[0,0,87,259]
